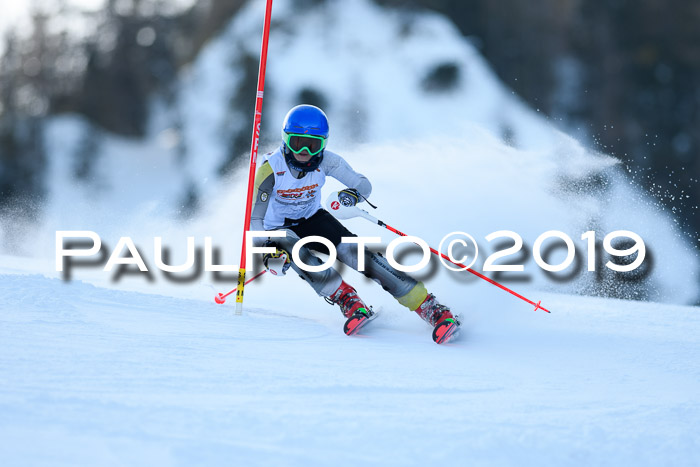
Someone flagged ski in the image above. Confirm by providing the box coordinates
[432,317,460,344]
[343,307,377,336]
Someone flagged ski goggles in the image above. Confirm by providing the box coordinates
[285,133,327,156]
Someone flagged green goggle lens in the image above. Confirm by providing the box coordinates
[285,133,327,156]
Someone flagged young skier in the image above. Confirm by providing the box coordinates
[250,104,460,343]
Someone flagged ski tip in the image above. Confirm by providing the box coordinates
[343,308,375,336]
[344,315,367,336]
[432,318,460,344]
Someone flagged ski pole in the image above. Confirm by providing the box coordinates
[375,218,549,312]
[326,196,550,313]
[233,0,274,316]
[215,270,267,304]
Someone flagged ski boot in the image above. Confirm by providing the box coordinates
[327,281,375,336]
[415,293,460,344]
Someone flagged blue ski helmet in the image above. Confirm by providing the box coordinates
[281,104,329,172]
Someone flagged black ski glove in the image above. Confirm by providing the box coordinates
[262,240,291,276]
[338,188,360,207]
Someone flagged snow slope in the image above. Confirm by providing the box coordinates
[1,271,698,466]
[2,2,699,464]
[0,0,694,304]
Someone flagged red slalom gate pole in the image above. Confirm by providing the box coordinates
[234,0,274,315]
[215,270,267,304]
[376,220,550,313]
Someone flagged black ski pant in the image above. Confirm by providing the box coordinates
[273,209,418,300]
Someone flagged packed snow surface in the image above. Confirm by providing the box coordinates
[1,0,699,464]
[0,268,698,466]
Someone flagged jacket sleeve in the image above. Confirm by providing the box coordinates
[321,151,372,200]
[250,161,274,238]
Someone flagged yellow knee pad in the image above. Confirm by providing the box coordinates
[397,282,428,311]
